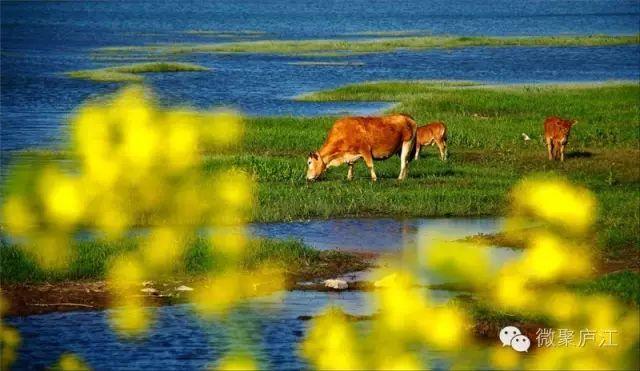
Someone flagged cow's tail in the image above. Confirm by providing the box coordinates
[404,114,419,161]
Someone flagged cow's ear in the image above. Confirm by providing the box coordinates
[309,152,318,159]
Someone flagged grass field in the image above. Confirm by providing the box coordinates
[66,62,209,82]
[96,34,640,57]
[232,81,639,261]
[3,81,638,297]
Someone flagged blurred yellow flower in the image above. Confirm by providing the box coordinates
[424,241,491,286]
[301,308,362,370]
[215,354,258,371]
[58,353,90,371]
[511,177,596,233]
[2,196,35,236]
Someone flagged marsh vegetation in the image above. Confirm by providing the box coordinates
[66,62,209,82]
[96,34,640,57]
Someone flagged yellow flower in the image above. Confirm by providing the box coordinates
[424,241,491,286]
[39,168,85,228]
[301,307,362,370]
[58,353,90,371]
[215,354,257,371]
[2,196,35,236]
[511,177,596,233]
[109,300,151,337]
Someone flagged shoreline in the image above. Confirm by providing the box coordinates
[1,250,376,318]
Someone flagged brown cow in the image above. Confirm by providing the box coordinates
[544,116,578,161]
[306,114,417,181]
[414,121,448,161]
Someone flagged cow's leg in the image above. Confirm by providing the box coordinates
[347,163,354,180]
[398,140,412,180]
[443,140,448,161]
[560,143,565,162]
[546,138,554,160]
[414,144,421,161]
[362,152,377,181]
[436,140,447,161]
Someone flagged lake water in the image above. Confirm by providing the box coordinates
[5,217,521,369]
[5,289,461,370]
[1,0,639,151]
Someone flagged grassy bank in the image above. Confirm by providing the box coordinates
[0,237,369,284]
[66,62,209,82]
[96,34,639,57]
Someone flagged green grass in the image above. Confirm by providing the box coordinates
[96,34,639,57]
[288,61,366,66]
[344,30,432,37]
[221,82,639,262]
[0,236,334,283]
[66,62,209,83]
[183,30,266,37]
[571,271,640,305]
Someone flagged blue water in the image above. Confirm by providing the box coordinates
[251,217,501,251]
[1,0,639,151]
[5,289,458,370]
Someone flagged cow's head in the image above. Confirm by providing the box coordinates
[306,152,326,181]
[560,119,578,134]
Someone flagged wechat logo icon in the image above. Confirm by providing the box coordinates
[499,326,531,352]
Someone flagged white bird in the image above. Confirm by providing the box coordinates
[522,133,531,141]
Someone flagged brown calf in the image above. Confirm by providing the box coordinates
[306,114,417,181]
[414,121,448,161]
[544,116,578,161]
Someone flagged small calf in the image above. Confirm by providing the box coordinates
[544,116,578,161]
[414,121,447,161]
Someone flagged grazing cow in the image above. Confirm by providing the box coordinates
[306,114,417,181]
[544,116,578,161]
[414,121,448,161]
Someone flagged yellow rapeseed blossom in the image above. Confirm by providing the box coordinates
[192,271,245,317]
[109,301,152,337]
[202,111,244,147]
[39,168,85,229]
[140,227,184,272]
[424,241,491,286]
[57,353,90,371]
[29,233,73,271]
[0,324,21,370]
[301,307,362,370]
[490,346,520,369]
[215,353,258,371]
[2,196,36,236]
[510,177,596,233]
[420,306,468,350]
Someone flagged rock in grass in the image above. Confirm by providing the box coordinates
[175,285,194,292]
[141,287,158,294]
[324,279,348,290]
